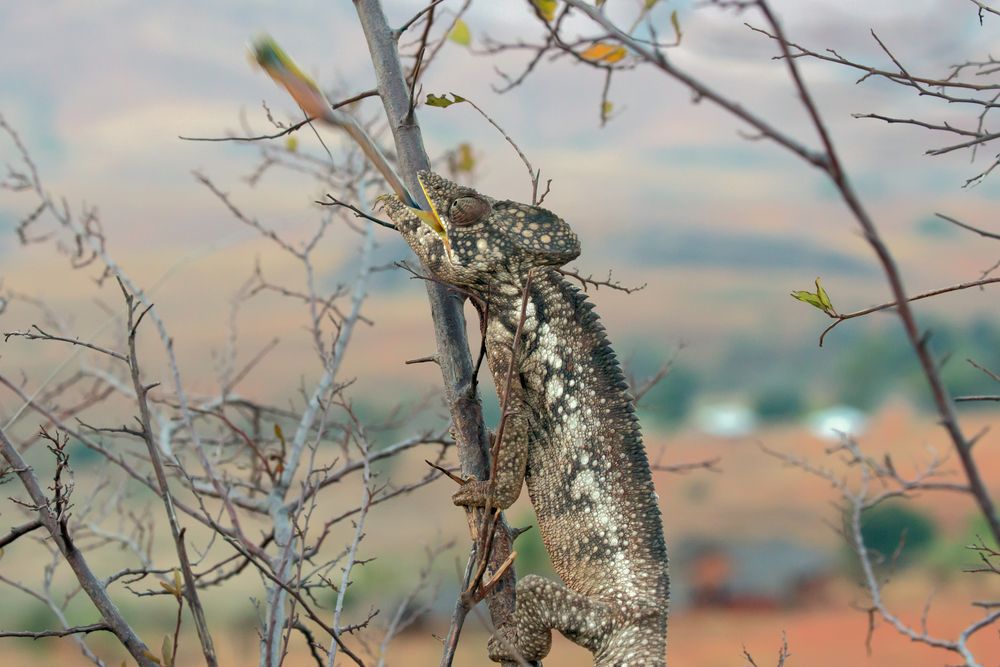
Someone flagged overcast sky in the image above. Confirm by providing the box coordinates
[1,0,997,399]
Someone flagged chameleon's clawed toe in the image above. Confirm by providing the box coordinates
[451,479,491,508]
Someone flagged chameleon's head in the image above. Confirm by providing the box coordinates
[378,171,580,286]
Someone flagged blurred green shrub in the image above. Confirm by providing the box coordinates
[752,385,806,422]
[928,512,998,572]
[857,502,937,567]
[638,364,699,427]
[512,512,554,577]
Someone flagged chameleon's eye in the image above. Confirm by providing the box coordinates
[448,196,490,227]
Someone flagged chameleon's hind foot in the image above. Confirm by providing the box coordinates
[487,622,546,664]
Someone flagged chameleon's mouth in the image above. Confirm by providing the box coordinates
[416,173,446,237]
[379,173,452,254]
[375,174,451,257]
[402,199,445,236]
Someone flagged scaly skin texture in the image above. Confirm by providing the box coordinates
[379,172,668,666]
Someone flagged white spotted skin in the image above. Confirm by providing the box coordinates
[483,270,668,666]
[380,173,668,665]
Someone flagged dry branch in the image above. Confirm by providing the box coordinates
[352,1,523,661]
[0,428,156,666]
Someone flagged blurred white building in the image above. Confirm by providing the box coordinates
[807,405,868,441]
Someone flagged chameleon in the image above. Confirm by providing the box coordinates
[379,172,669,666]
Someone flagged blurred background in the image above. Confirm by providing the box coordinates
[1,0,999,665]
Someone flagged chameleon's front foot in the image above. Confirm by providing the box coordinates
[452,476,523,509]
[451,479,494,508]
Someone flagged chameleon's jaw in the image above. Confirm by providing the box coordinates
[376,175,452,254]
[374,193,444,235]
[415,172,446,237]
[406,202,446,237]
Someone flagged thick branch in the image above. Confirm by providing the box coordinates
[352,0,523,660]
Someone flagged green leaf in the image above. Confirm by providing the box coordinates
[790,290,827,311]
[531,0,558,21]
[425,94,453,108]
[670,10,683,43]
[645,0,660,9]
[814,277,833,312]
[425,93,467,108]
[449,19,471,46]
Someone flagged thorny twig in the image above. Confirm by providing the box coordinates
[742,631,789,667]
[558,267,646,294]
[454,96,551,206]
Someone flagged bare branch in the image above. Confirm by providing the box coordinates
[0,519,44,550]
[318,194,397,230]
[935,213,1000,241]
[0,428,156,666]
[353,0,523,651]
[121,280,219,666]
[3,325,128,363]
[653,457,722,475]
[178,89,379,142]
[0,623,111,639]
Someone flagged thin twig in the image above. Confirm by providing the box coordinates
[935,213,1000,241]
[818,276,1000,346]
[318,194,396,230]
[0,623,111,639]
[3,325,128,363]
[458,97,545,205]
[178,89,378,142]
[0,519,44,549]
[120,279,219,666]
